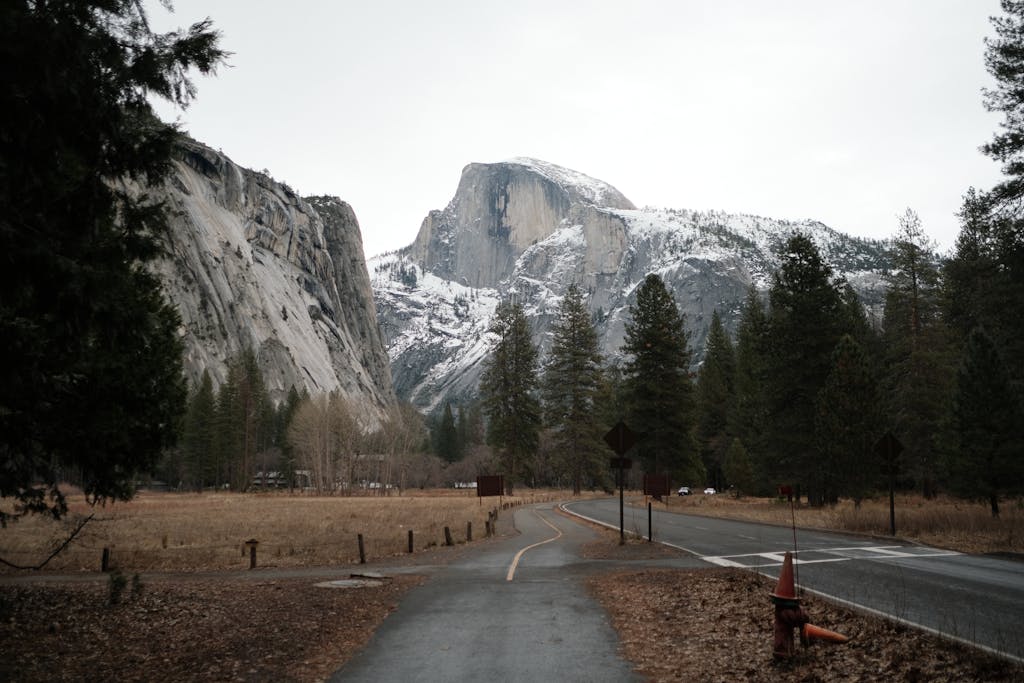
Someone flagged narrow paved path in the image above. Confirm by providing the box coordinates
[330,502,663,682]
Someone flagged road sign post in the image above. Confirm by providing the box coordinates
[875,432,904,536]
[605,421,639,546]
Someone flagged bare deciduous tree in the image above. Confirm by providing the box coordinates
[288,394,361,493]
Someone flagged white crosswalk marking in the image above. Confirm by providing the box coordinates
[701,545,961,568]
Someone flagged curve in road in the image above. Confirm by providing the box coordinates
[330,503,645,682]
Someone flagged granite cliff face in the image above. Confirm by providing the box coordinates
[408,158,635,289]
[372,158,888,414]
[149,140,394,421]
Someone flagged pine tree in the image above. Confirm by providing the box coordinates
[883,210,954,497]
[621,274,704,485]
[945,190,1024,395]
[480,301,541,492]
[541,284,608,494]
[276,386,303,490]
[947,328,1023,517]
[0,1,225,522]
[730,286,771,493]
[723,438,755,498]
[814,335,882,506]
[941,1,1024,395]
[981,0,1024,206]
[765,234,846,505]
[840,283,880,357]
[695,310,735,491]
[434,403,461,463]
[215,350,268,491]
[457,402,485,451]
[181,371,217,489]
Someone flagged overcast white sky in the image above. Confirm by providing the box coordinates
[148,1,1006,258]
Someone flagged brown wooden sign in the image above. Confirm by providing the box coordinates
[643,474,670,497]
[476,475,504,497]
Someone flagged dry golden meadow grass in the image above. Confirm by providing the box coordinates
[0,488,563,573]
[659,492,1024,554]
[4,487,1019,574]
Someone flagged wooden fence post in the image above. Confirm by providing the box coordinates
[444,526,453,547]
[467,521,472,542]
[245,539,259,569]
[357,533,366,564]
[101,547,110,572]
[408,529,414,554]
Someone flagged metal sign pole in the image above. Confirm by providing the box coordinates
[619,465,625,545]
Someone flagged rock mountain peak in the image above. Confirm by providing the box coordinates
[375,158,888,413]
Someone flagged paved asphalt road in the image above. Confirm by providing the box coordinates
[331,501,705,682]
[565,497,1024,663]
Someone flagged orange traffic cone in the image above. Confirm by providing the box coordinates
[771,551,797,601]
[801,623,849,644]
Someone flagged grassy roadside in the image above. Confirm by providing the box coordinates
[648,492,1024,555]
[0,488,562,573]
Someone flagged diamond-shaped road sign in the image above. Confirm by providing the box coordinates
[874,431,904,459]
[604,420,638,456]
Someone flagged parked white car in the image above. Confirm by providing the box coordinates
[677,486,691,496]
[703,487,717,495]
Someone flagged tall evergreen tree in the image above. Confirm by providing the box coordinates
[840,283,879,357]
[765,234,846,504]
[276,386,303,490]
[457,402,485,452]
[434,403,461,463]
[0,1,225,522]
[723,438,755,498]
[215,350,268,491]
[180,371,217,489]
[695,310,735,491]
[945,190,1024,394]
[939,1,1024,508]
[480,301,541,492]
[814,335,882,506]
[541,284,608,494]
[942,1,1024,396]
[981,0,1024,207]
[621,274,703,485]
[947,328,1023,517]
[883,210,954,497]
[730,286,771,493]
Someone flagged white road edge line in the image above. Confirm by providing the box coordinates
[559,501,1023,666]
[558,502,705,557]
[798,583,1024,666]
[506,509,563,582]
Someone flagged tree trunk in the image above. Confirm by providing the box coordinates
[990,492,1000,518]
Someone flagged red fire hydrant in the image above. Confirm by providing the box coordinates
[771,551,808,659]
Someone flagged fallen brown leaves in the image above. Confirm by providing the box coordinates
[0,574,423,682]
[588,568,1024,682]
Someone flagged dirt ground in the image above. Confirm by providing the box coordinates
[581,532,1024,683]
[0,574,424,682]
[589,566,1023,682]
[3,510,1022,682]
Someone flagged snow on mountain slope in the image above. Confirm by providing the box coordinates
[370,253,500,412]
[373,159,889,413]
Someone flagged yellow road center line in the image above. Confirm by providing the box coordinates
[506,510,563,581]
